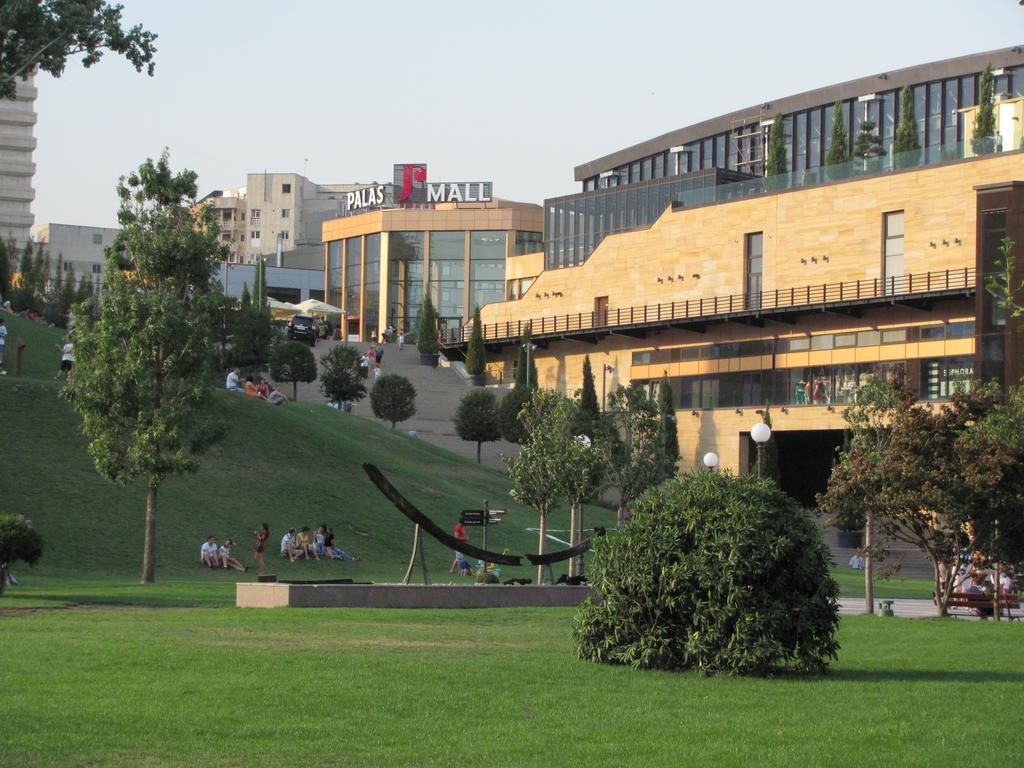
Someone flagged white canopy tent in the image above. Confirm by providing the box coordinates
[294,299,344,315]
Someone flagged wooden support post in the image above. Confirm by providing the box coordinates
[14,337,25,376]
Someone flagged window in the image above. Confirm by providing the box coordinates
[92,233,103,245]
[221,210,232,222]
[281,208,290,219]
[881,328,907,344]
[251,231,260,240]
[221,233,231,242]
[250,209,261,225]
[883,211,904,286]
[920,325,945,340]
[786,337,810,352]
[281,230,289,240]
[857,330,881,346]
[835,333,857,348]
[947,321,974,338]
[239,234,245,242]
[745,233,763,309]
[810,334,834,351]
[281,183,291,194]
[91,264,102,274]
[62,261,72,272]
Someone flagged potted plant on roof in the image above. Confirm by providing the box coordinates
[464,305,486,386]
[417,292,440,367]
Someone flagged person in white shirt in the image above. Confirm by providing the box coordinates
[225,367,243,392]
[200,536,220,568]
[59,341,74,379]
[0,318,7,374]
[280,528,303,561]
[218,539,247,572]
[848,553,864,570]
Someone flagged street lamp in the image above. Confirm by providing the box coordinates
[703,451,719,472]
[602,364,615,410]
[750,421,772,478]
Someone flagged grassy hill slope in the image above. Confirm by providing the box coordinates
[0,312,69,380]
[1,377,613,585]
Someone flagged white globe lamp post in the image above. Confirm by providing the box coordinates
[750,422,772,478]
[702,451,719,472]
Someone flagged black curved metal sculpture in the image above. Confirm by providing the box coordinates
[525,538,593,565]
[363,464,521,566]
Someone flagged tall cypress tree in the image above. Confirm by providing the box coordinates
[579,355,599,422]
[0,239,8,299]
[657,375,679,477]
[826,102,850,167]
[765,114,789,178]
[760,408,781,485]
[973,63,997,154]
[514,325,537,389]
[464,304,486,377]
[893,86,920,155]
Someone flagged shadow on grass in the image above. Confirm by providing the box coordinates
[831,669,1024,684]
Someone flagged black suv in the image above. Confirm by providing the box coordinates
[287,314,320,346]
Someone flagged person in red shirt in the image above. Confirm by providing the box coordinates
[253,522,270,576]
[449,521,468,574]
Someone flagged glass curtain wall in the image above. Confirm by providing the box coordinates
[469,231,506,311]
[514,231,543,255]
[327,240,342,309]
[363,233,381,341]
[429,231,465,322]
[387,231,424,334]
[345,236,361,319]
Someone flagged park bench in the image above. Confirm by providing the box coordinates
[945,592,1020,620]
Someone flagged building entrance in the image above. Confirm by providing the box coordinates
[751,429,845,508]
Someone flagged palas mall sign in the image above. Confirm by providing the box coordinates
[394,163,492,204]
[344,164,493,214]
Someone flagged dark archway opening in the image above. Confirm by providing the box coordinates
[771,429,845,508]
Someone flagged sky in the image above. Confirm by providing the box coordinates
[30,0,1024,230]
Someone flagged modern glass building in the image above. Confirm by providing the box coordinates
[543,46,1024,270]
[323,200,542,341]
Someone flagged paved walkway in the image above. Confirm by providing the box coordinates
[837,597,1022,620]
[290,338,520,471]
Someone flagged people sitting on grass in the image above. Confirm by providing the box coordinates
[218,539,247,572]
[200,536,220,568]
[455,554,473,576]
[323,525,357,561]
[296,526,320,560]
[244,376,260,398]
[225,367,243,393]
[266,381,288,405]
[280,528,304,561]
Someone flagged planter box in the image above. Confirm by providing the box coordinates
[469,373,486,386]
[419,352,439,367]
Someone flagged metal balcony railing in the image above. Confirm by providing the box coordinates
[443,266,975,346]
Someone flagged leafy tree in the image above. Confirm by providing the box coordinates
[893,85,920,162]
[819,377,1024,617]
[656,376,679,478]
[507,390,566,583]
[765,114,788,177]
[577,355,600,433]
[269,340,317,401]
[231,283,274,367]
[74,273,94,305]
[416,292,439,354]
[319,344,366,406]
[498,385,533,444]
[0,0,157,100]
[63,151,227,584]
[454,389,501,463]
[826,102,850,166]
[985,236,1024,328]
[60,263,76,317]
[0,515,43,597]
[600,383,664,525]
[853,119,884,168]
[464,304,486,377]
[555,397,606,577]
[514,325,537,389]
[575,471,840,674]
[973,63,997,154]
[370,374,417,429]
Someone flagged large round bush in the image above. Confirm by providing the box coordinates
[574,471,839,674]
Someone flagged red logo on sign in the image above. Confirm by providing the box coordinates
[397,164,427,203]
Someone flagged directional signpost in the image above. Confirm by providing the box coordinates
[460,501,506,553]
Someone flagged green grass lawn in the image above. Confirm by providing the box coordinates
[0,375,614,589]
[0,311,69,379]
[0,607,1021,767]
